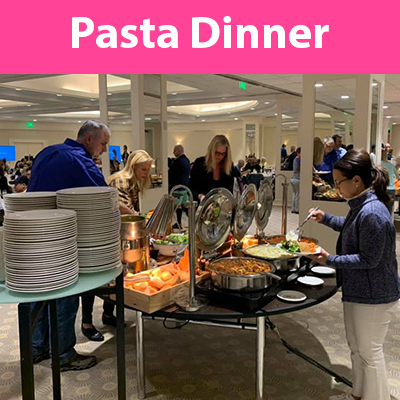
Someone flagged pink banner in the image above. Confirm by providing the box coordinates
[1,0,399,72]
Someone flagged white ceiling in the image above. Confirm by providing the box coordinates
[0,74,399,125]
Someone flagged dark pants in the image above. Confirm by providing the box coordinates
[31,296,78,364]
[81,295,115,325]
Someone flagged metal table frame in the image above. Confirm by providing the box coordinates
[129,275,338,400]
[2,270,126,400]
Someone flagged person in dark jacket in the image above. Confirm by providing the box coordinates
[189,135,235,203]
[309,149,400,400]
[169,145,191,226]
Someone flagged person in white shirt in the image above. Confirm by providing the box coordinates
[370,144,377,167]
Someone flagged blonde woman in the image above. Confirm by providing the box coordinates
[189,135,235,202]
[107,150,153,213]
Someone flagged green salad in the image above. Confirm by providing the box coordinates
[280,240,300,253]
[155,234,188,245]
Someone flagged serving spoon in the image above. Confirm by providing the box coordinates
[286,206,320,242]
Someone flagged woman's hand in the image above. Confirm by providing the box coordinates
[308,248,330,265]
[309,208,325,223]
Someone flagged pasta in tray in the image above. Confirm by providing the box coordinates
[245,245,294,260]
[210,259,271,275]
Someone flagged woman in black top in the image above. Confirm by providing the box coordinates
[0,166,11,195]
[189,135,236,202]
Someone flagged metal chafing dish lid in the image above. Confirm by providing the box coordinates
[255,178,274,231]
[195,188,236,252]
[232,184,258,242]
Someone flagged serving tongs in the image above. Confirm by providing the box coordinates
[286,206,320,242]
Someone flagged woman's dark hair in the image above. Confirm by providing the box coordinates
[296,147,301,154]
[334,149,390,206]
[0,166,4,177]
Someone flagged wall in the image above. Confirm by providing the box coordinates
[167,121,243,164]
[391,125,400,157]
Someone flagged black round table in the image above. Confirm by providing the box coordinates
[125,272,338,400]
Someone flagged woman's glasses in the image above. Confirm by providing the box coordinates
[334,178,350,187]
[215,151,227,157]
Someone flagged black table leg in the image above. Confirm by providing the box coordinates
[115,272,126,400]
[18,303,35,400]
[49,299,61,400]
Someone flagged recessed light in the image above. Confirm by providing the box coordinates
[27,104,31,107]
[123,122,126,124]
[234,118,239,121]
[386,116,392,119]
[90,99,96,101]
[15,88,22,91]
[264,102,270,104]
[78,120,82,123]
[393,122,397,125]
[222,97,226,100]
[372,83,378,87]
[57,94,63,97]
[145,117,152,121]
[201,119,205,122]
[341,95,350,99]
[196,115,200,117]
[315,83,324,88]
[178,113,182,115]
[33,119,37,122]
[274,113,278,116]
[0,107,2,109]
[250,108,255,110]
[107,93,112,96]
[383,106,388,109]
[172,93,177,96]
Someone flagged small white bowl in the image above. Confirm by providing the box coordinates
[153,242,187,256]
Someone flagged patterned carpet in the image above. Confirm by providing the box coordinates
[1,207,400,400]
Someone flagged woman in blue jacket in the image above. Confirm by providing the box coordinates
[309,149,400,400]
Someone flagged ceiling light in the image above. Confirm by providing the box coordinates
[201,119,205,122]
[227,112,231,114]
[90,99,96,101]
[78,120,82,123]
[145,117,152,121]
[33,119,37,122]
[341,95,350,99]
[222,97,226,100]
[0,107,2,109]
[264,102,270,104]
[386,116,392,119]
[372,83,378,87]
[172,93,177,96]
[107,93,112,96]
[250,108,255,110]
[196,115,200,117]
[27,104,31,107]
[274,113,278,116]
[383,106,388,109]
[315,83,324,88]
[178,113,182,115]
[234,118,239,121]
[170,106,176,108]
[15,88,22,91]
[57,94,63,97]
[123,122,126,124]
[393,122,397,125]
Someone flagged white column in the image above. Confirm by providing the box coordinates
[98,74,110,178]
[382,118,390,145]
[130,74,145,150]
[160,75,168,190]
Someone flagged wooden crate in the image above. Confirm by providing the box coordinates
[113,272,209,314]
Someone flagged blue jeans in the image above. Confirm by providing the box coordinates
[31,296,79,364]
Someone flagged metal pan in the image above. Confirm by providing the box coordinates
[207,257,280,292]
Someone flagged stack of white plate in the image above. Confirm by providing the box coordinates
[0,227,4,281]
[56,187,121,273]
[3,209,78,293]
[3,192,57,213]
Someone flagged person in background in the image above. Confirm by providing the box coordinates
[121,144,129,166]
[189,135,235,203]
[14,175,29,193]
[110,148,120,174]
[290,148,301,214]
[235,159,245,175]
[380,149,399,215]
[283,145,297,171]
[281,144,287,163]
[370,144,377,166]
[26,167,32,180]
[318,136,338,185]
[313,137,324,168]
[107,150,153,213]
[332,134,347,159]
[387,148,394,161]
[259,157,268,171]
[168,145,191,228]
[0,166,12,196]
[27,120,132,371]
[243,155,261,173]
[309,149,400,400]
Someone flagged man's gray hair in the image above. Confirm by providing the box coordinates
[174,144,184,153]
[324,136,334,145]
[77,120,111,139]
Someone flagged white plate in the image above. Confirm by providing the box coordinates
[311,266,336,275]
[297,276,324,286]
[277,243,322,256]
[4,209,76,221]
[57,187,118,195]
[277,290,307,302]
[4,192,56,199]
